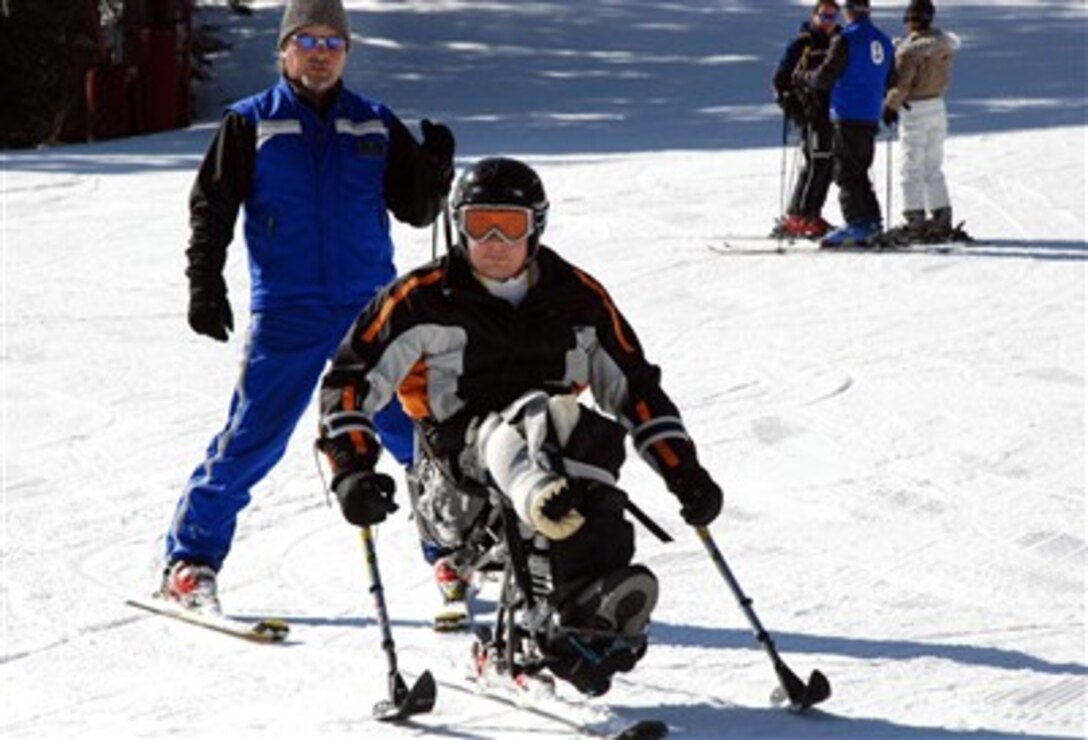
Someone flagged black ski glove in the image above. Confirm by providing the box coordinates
[882,105,899,128]
[187,274,233,342]
[333,470,398,527]
[666,465,723,527]
[421,118,455,168]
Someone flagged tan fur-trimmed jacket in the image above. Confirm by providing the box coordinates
[884,28,958,111]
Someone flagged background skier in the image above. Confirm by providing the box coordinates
[801,0,896,247]
[883,0,963,243]
[771,1,842,239]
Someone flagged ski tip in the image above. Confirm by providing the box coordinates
[433,604,471,632]
[253,618,290,641]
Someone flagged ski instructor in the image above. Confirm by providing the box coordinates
[159,0,455,612]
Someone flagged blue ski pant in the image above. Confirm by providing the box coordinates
[165,304,414,570]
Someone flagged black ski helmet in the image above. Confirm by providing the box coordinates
[451,157,549,255]
[904,0,935,25]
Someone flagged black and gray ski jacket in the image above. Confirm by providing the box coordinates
[318,246,701,485]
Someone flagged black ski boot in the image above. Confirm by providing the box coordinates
[546,565,659,696]
[922,207,973,243]
[884,209,928,246]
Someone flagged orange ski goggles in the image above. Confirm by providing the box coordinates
[458,205,535,244]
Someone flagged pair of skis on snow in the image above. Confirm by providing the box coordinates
[716,222,975,256]
[128,526,829,737]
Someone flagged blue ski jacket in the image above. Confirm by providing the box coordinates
[231,80,395,309]
[188,78,449,311]
[806,16,894,123]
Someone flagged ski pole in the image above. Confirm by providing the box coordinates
[778,111,789,228]
[432,196,449,260]
[430,212,439,260]
[694,525,831,711]
[442,196,454,254]
[886,123,895,225]
[359,526,437,721]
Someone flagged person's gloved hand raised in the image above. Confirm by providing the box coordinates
[421,119,455,166]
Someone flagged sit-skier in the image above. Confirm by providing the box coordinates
[317,157,723,696]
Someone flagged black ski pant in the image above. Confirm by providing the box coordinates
[832,120,881,225]
[788,119,834,219]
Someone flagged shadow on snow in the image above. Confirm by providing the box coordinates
[5,0,1085,171]
[649,620,1087,678]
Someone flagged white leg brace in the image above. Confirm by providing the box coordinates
[476,391,585,540]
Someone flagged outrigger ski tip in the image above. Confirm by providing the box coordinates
[374,669,437,721]
[770,664,832,711]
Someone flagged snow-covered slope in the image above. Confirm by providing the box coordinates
[2,1,1084,738]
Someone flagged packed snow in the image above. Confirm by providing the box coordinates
[2,1,1085,738]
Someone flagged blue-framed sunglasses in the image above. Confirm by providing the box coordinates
[292,33,347,52]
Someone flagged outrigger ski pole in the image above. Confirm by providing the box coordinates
[695,526,831,711]
[360,526,437,721]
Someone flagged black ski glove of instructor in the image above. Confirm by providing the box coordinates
[420,118,455,165]
[665,465,723,527]
[187,272,233,342]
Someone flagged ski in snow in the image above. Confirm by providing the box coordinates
[711,222,976,256]
[436,675,668,738]
[433,600,472,632]
[126,595,290,643]
[708,238,971,257]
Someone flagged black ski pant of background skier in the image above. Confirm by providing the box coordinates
[788,119,834,219]
[832,121,881,225]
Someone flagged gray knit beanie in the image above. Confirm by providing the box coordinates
[278,0,351,49]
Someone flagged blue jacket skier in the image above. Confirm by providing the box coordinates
[159,0,454,611]
[803,0,896,246]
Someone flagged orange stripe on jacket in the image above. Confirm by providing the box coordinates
[397,359,430,421]
[572,268,635,354]
[362,269,444,344]
[635,400,680,469]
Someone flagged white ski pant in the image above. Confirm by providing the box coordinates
[898,97,950,214]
